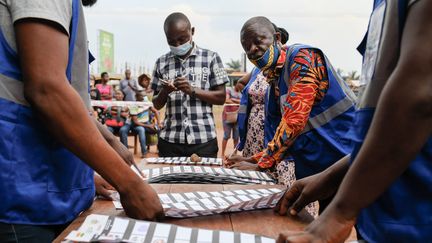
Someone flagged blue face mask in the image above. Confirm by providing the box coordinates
[170,39,193,56]
[249,41,280,71]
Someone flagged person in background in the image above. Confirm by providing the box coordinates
[121,92,161,158]
[138,73,153,99]
[275,0,432,242]
[120,69,138,101]
[104,90,129,134]
[0,1,162,242]
[96,71,113,100]
[89,74,101,100]
[151,12,229,158]
[221,79,242,157]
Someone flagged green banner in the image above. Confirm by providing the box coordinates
[98,30,114,73]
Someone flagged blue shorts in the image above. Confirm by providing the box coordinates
[223,121,239,140]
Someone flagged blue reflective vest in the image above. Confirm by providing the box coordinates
[353,0,432,241]
[265,44,356,179]
[237,67,262,151]
[0,0,94,225]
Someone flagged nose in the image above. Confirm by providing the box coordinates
[247,43,259,59]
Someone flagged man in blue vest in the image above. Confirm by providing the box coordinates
[275,0,432,242]
[0,1,163,242]
[228,17,356,191]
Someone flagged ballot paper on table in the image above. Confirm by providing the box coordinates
[131,165,276,185]
[144,157,223,166]
[64,214,275,243]
[111,188,285,218]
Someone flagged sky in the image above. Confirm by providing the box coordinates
[83,0,373,76]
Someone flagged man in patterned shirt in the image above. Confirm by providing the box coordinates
[228,17,356,212]
[152,12,229,158]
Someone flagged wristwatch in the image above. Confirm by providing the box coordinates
[190,87,196,98]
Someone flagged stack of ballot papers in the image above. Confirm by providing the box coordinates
[144,157,223,166]
[64,214,275,243]
[111,188,285,218]
[132,166,276,185]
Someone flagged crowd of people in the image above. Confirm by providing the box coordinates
[1,0,431,242]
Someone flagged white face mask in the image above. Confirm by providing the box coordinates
[169,39,193,56]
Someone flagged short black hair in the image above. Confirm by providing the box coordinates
[164,12,191,33]
[272,23,289,44]
[241,16,276,36]
[100,72,108,77]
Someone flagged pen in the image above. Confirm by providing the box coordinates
[131,161,146,179]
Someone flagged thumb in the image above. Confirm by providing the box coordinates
[97,186,114,200]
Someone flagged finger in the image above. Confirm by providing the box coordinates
[276,233,288,243]
[98,187,113,200]
[103,181,115,191]
[290,192,309,216]
[276,186,300,215]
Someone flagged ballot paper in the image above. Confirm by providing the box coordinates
[111,188,285,218]
[144,157,223,166]
[132,166,276,185]
[64,214,275,243]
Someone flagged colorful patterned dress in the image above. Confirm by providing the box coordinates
[242,72,269,157]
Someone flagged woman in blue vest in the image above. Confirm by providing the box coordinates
[275,0,432,242]
[0,1,162,242]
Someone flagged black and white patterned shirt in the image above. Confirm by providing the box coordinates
[151,44,229,144]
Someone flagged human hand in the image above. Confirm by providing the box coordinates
[235,82,245,92]
[276,210,355,243]
[119,178,164,221]
[275,171,338,216]
[229,161,259,171]
[173,77,193,95]
[160,79,177,93]
[94,174,115,200]
[224,154,253,167]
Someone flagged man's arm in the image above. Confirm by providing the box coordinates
[152,83,176,110]
[319,0,432,221]
[278,1,432,242]
[15,19,163,220]
[257,49,327,169]
[94,119,135,166]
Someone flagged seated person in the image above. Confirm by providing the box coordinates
[120,92,162,157]
[104,90,129,134]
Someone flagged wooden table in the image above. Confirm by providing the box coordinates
[54,183,314,242]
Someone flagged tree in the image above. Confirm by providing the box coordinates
[347,70,360,80]
[226,59,241,71]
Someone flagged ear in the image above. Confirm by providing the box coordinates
[191,27,195,36]
[274,32,281,43]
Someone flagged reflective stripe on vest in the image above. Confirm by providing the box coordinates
[280,44,356,134]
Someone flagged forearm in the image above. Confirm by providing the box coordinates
[94,119,117,145]
[25,83,140,193]
[152,88,169,110]
[320,155,351,189]
[330,76,432,219]
[194,87,225,105]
